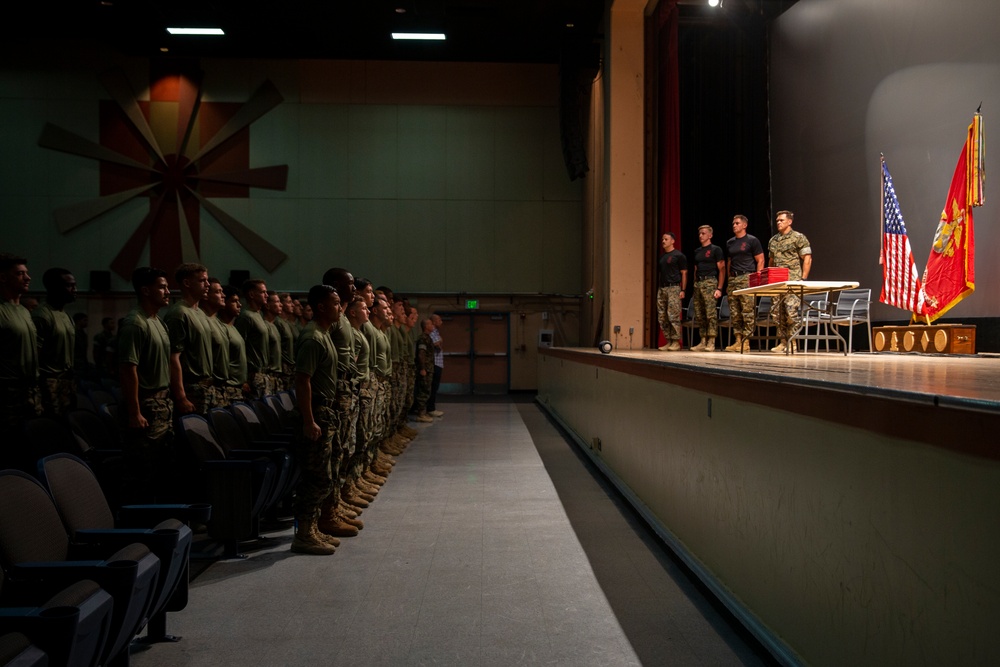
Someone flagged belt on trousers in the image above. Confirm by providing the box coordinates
[661,282,680,287]
[696,277,718,282]
[730,272,752,278]
[138,387,168,400]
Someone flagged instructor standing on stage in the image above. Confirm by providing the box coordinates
[768,210,812,353]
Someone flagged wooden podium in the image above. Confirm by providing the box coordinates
[873,324,976,355]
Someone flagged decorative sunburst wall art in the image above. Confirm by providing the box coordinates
[38,67,289,283]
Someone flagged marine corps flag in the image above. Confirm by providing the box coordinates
[916,113,985,322]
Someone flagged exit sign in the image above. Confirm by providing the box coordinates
[465,299,479,310]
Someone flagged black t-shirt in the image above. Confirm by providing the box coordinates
[726,234,764,276]
[658,250,687,287]
[693,244,724,280]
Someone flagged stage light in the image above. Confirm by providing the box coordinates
[708,0,723,7]
[598,340,613,354]
[166,27,225,35]
[392,32,446,40]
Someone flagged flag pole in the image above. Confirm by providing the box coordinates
[879,153,885,267]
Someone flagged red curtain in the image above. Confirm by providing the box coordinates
[654,0,681,247]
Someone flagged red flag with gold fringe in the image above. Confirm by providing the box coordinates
[916,113,984,322]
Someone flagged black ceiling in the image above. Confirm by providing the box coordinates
[28,0,798,65]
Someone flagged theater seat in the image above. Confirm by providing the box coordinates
[36,454,197,644]
[0,567,114,667]
[179,414,278,558]
[0,471,160,667]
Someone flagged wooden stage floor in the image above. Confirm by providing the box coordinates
[554,347,1000,412]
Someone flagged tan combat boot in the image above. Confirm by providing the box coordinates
[416,412,433,423]
[724,335,743,352]
[313,525,341,548]
[291,519,336,555]
[771,339,787,353]
[704,337,715,352]
[691,335,707,352]
[666,340,681,351]
[318,512,360,537]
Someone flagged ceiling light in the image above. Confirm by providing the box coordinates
[391,32,446,40]
[166,27,225,36]
[708,0,723,6]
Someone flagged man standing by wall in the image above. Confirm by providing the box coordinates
[724,215,765,352]
[768,210,812,353]
[0,254,40,441]
[33,267,78,417]
[426,313,444,417]
[690,226,725,352]
[656,233,687,351]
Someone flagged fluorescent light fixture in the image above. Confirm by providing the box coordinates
[166,27,225,35]
[391,32,446,40]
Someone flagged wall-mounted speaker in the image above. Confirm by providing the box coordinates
[90,270,111,293]
[229,269,250,288]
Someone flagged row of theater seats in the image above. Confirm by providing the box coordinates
[0,454,208,667]
[0,391,300,665]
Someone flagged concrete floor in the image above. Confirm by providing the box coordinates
[132,399,775,666]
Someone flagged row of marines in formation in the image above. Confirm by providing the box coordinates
[0,253,440,556]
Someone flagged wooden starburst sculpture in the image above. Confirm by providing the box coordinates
[39,69,289,281]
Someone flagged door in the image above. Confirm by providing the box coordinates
[438,312,509,395]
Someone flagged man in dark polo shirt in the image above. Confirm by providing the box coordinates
[118,267,173,503]
[690,225,726,352]
[724,215,765,352]
[656,233,688,351]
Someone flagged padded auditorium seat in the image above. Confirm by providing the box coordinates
[36,454,200,644]
[179,414,278,558]
[0,568,114,667]
[0,471,160,667]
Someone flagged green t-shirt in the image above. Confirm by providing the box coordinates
[235,309,269,374]
[221,320,247,386]
[204,314,231,385]
[362,320,380,373]
[32,302,75,375]
[372,326,391,377]
[162,301,214,381]
[264,319,282,373]
[275,317,296,367]
[352,326,370,382]
[118,307,170,390]
[329,313,357,378]
[0,300,38,382]
[295,322,338,399]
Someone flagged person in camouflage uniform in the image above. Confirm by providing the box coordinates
[118,267,175,504]
[690,225,726,352]
[724,215,765,352]
[656,233,687,351]
[218,285,250,404]
[413,318,435,422]
[768,210,813,353]
[33,267,78,417]
[0,254,42,454]
[368,293,396,473]
[291,284,343,555]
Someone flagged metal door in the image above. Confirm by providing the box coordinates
[438,312,509,394]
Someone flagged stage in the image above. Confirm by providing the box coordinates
[536,347,1000,666]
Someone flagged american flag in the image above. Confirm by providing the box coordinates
[879,160,922,311]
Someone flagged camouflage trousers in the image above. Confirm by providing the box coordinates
[370,374,391,462]
[344,379,375,479]
[693,278,719,337]
[405,363,415,414]
[121,391,175,504]
[39,376,77,418]
[335,379,359,462]
[770,292,802,340]
[656,286,683,341]
[414,368,432,413]
[727,274,755,338]
[184,382,219,415]
[390,364,405,427]
[295,403,338,523]
[250,372,276,399]
[221,384,248,406]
